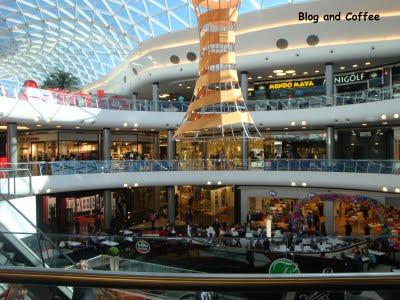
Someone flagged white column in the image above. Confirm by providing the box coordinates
[152,82,159,111]
[6,123,17,167]
[325,63,334,105]
[326,126,335,160]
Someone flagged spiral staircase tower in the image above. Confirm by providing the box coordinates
[173,0,261,140]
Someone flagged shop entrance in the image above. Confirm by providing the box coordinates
[335,81,368,94]
[31,142,45,161]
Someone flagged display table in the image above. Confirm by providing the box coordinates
[101,241,119,247]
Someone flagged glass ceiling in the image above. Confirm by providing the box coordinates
[0,0,295,88]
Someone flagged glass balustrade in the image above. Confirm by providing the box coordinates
[1,84,398,113]
[1,159,399,177]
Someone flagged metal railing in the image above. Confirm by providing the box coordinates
[2,159,399,177]
[0,168,32,197]
[1,84,399,113]
[1,266,400,291]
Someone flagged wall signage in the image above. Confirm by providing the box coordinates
[268,80,316,90]
[334,71,381,85]
[135,240,151,254]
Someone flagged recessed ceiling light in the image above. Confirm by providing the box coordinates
[351,143,355,146]
[268,75,273,78]
[315,70,320,73]
[303,71,308,75]
[123,122,128,127]
[273,70,284,74]
[134,123,139,127]
[365,62,371,65]
[46,188,52,193]
[150,128,155,131]
[394,113,399,119]
[381,114,387,120]
[353,64,358,68]
[46,118,51,123]
[284,127,288,130]
[123,183,128,188]
[56,125,61,128]
[35,124,42,127]
[133,128,138,131]
[248,77,253,80]
[382,122,388,125]
[257,76,262,79]
[340,66,345,70]
[217,181,222,185]
[302,182,307,187]
[382,187,388,192]
[34,116,40,122]
[75,126,80,129]
[301,121,306,126]
[248,88,255,91]
[395,188,400,193]
[178,83,183,87]
[375,142,379,146]
[115,128,120,131]
[362,123,367,126]
[291,182,296,186]
[186,86,191,89]
[207,181,211,185]
[134,183,139,187]
[277,72,286,76]
[290,121,296,126]
[286,70,296,74]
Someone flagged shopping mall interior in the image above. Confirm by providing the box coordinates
[0,0,400,299]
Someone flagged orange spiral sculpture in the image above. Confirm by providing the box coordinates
[174,0,260,140]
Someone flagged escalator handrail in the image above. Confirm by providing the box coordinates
[0,266,400,291]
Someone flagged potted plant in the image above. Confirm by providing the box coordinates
[108,246,120,271]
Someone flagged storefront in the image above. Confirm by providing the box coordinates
[252,78,325,100]
[334,70,383,93]
[395,127,400,161]
[249,68,385,100]
[175,185,236,225]
[335,127,394,159]
[18,131,100,161]
[111,133,153,160]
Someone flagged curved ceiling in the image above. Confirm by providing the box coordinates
[0,0,294,87]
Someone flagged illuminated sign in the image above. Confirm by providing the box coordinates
[135,240,151,254]
[268,80,316,90]
[334,71,381,85]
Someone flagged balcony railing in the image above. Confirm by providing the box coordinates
[0,84,398,112]
[3,159,400,177]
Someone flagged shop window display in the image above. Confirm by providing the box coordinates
[175,186,235,226]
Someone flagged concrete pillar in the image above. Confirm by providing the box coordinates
[326,126,335,160]
[167,129,176,161]
[167,186,175,224]
[103,190,112,232]
[102,128,111,160]
[242,130,249,169]
[152,82,159,111]
[153,132,160,215]
[102,128,112,232]
[325,63,334,105]
[240,71,249,101]
[383,67,392,88]
[6,123,17,167]
[323,201,335,235]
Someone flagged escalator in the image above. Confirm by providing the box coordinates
[0,195,75,299]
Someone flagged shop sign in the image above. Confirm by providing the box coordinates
[269,258,300,274]
[334,71,381,85]
[268,190,277,197]
[135,240,151,254]
[268,80,316,90]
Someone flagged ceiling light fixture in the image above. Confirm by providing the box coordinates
[207,181,212,185]
[303,71,309,75]
[365,62,371,65]
[123,183,128,188]
[340,66,345,70]
[286,70,296,74]
[134,123,139,127]
[301,121,306,126]
[291,182,296,186]
[314,70,320,73]
[382,187,388,192]
[290,121,296,126]
[277,72,286,76]
[123,122,128,127]
[395,188,400,193]
[362,123,367,126]
[273,70,284,74]
[381,114,387,120]
[217,181,222,185]
[134,183,139,187]
[394,113,399,119]
[353,64,358,68]
[302,182,307,187]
